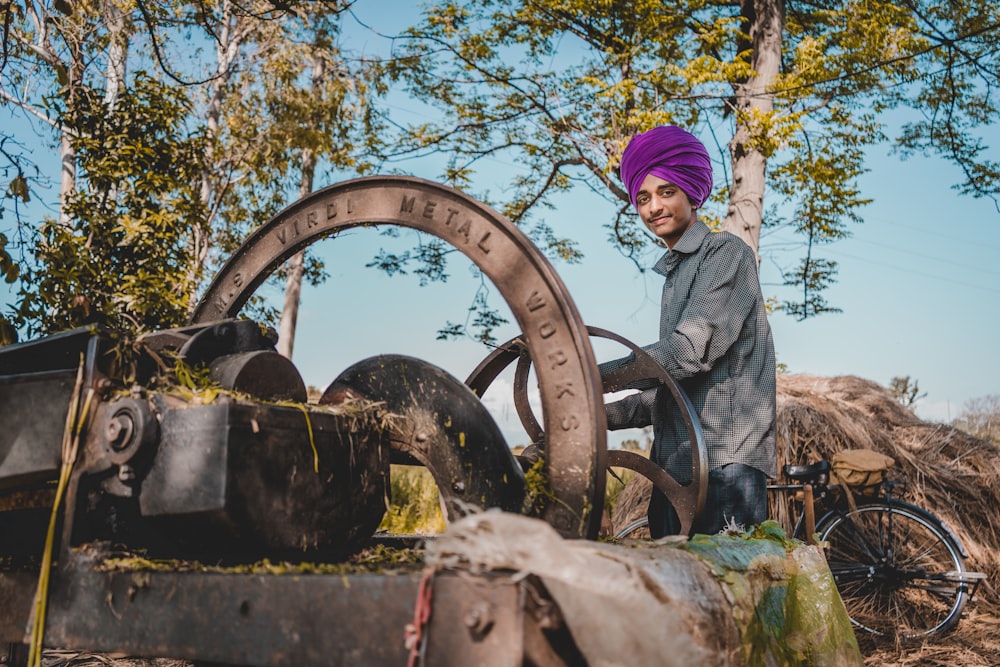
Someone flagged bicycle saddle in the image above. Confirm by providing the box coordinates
[782,459,830,483]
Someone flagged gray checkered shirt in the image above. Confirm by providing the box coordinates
[600,220,777,482]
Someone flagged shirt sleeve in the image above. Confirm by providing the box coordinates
[644,239,759,379]
[604,388,656,430]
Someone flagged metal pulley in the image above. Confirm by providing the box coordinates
[322,355,525,522]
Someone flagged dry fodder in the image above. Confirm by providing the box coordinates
[862,608,1000,665]
[609,467,652,537]
[36,653,191,667]
[775,374,1000,617]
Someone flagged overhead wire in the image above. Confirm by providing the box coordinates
[819,247,1000,295]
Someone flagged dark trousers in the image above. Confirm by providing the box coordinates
[648,462,768,537]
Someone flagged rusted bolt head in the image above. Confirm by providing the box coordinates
[105,414,134,451]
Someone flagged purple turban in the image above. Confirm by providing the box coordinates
[619,125,714,208]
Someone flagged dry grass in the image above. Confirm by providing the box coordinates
[775,374,1000,615]
[33,653,190,667]
[860,608,1000,665]
[777,375,1000,666]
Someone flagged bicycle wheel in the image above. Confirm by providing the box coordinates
[817,499,968,639]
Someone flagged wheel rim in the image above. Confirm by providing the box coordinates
[820,502,967,639]
[466,325,708,535]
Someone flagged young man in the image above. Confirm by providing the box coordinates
[600,125,776,537]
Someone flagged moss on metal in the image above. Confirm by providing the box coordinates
[684,520,863,666]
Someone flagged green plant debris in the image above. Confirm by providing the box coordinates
[522,453,552,514]
[684,521,798,575]
[680,521,863,666]
[94,543,425,576]
[284,401,319,472]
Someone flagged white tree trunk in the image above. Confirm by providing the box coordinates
[723,0,785,259]
[58,133,75,228]
[102,0,128,110]
[186,1,245,306]
[277,54,326,360]
[276,149,317,360]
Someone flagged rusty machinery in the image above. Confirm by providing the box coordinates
[0,176,707,666]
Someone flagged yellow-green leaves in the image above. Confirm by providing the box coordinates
[22,74,206,335]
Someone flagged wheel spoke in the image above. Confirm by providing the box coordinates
[819,500,967,639]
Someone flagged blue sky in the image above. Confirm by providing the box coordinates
[3,2,998,450]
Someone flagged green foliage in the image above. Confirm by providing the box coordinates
[893,6,1000,206]
[378,465,446,534]
[779,255,841,320]
[3,1,379,339]
[4,0,998,340]
[377,0,1000,319]
[197,6,380,329]
[366,235,452,285]
[376,456,643,537]
[374,448,655,533]
[435,273,509,344]
[16,73,206,335]
[1,135,42,345]
[0,233,18,286]
[210,11,374,226]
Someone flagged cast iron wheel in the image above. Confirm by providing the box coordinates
[191,176,607,539]
[466,325,707,536]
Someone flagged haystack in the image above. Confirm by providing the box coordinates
[775,374,999,617]
[612,373,1000,619]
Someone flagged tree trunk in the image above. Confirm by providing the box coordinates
[101,0,129,209]
[723,0,785,259]
[102,0,128,110]
[58,134,75,228]
[185,4,245,309]
[276,151,316,359]
[277,53,326,360]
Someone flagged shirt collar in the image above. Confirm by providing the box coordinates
[653,219,710,275]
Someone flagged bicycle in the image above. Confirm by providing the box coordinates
[768,457,984,640]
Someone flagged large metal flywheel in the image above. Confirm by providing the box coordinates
[191,175,607,539]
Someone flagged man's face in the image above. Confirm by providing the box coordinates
[635,173,696,248]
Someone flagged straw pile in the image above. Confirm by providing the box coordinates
[775,374,999,610]
[776,374,1000,664]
